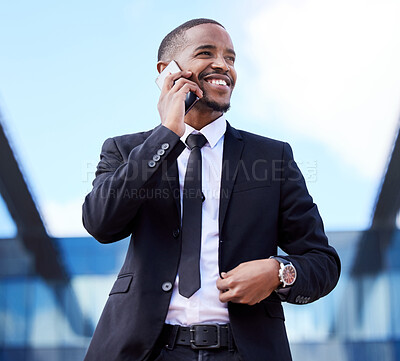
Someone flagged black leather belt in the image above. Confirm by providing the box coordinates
[161,323,234,350]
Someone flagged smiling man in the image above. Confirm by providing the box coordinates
[82,19,340,361]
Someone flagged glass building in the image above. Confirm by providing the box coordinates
[1,116,400,361]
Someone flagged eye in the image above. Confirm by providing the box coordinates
[226,56,235,64]
[197,51,212,56]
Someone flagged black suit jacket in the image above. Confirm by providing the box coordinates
[82,122,340,361]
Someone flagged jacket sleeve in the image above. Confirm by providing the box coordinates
[82,125,185,243]
[277,142,341,304]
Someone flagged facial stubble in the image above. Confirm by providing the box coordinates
[198,85,231,113]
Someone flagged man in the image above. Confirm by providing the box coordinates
[82,18,340,361]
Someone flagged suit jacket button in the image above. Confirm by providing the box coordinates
[157,149,165,156]
[148,160,156,168]
[153,154,161,162]
[161,143,170,150]
[172,228,180,238]
[162,282,172,292]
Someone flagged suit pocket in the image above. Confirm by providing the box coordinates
[262,300,285,321]
[109,274,133,295]
[232,180,271,193]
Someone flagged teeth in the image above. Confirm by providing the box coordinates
[208,79,227,86]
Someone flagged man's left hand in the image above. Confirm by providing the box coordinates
[216,259,281,305]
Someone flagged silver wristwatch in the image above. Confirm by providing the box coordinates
[271,256,297,288]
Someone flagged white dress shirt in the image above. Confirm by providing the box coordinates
[165,115,230,326]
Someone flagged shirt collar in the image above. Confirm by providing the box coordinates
[181,114,227,149]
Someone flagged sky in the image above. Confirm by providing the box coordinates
[1,0,400,237]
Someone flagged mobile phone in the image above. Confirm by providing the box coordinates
[155,60,199,114]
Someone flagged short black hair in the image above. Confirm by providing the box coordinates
[158,18,225,62]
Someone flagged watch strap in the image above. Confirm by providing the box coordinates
[270,256,291,266]
[275,286,291,301]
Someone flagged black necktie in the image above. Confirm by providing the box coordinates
[178,133,207,298]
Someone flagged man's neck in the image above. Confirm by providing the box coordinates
[184,106,223,130]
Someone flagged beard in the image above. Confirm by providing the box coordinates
[198,90,231,113]
[197,73,232,113]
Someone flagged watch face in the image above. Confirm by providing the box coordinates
[282,265,296,286]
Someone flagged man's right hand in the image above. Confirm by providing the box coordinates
[157,70,203,137]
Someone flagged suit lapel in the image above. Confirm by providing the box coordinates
[163,122,244,230]
[219,122,244,235]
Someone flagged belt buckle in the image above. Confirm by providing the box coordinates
[189,323,221,349]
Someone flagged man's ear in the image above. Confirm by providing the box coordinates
[157,61,169,74]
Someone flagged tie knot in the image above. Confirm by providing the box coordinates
[186,133,207,150]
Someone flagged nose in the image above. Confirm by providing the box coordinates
[211,54,229,72]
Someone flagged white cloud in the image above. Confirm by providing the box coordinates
[245,0,400,179]
[41,198,87,237]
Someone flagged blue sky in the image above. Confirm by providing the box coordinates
[1,0,400,237]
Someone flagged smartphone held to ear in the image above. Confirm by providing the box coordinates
[155,60,199,114]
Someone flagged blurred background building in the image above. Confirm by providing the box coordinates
[1,108,399,360]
